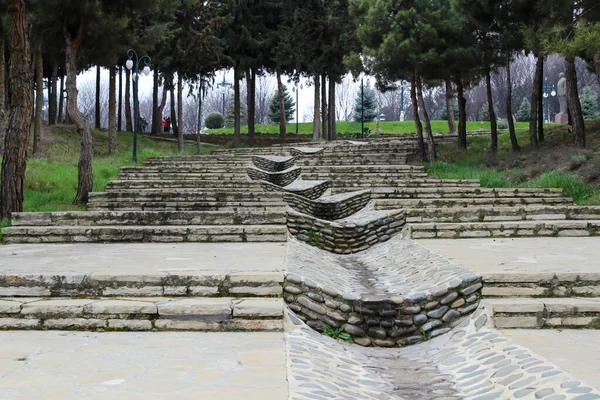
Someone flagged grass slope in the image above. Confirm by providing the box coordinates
[5,126,214,213]
[206,120,529,135]
[427,122,600,204]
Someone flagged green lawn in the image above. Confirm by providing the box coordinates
[6,126,216,213]
[427,122,600,205]
[206,120,530,135]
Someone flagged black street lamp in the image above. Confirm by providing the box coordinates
[126,49,151,163]
[360,77,370,138]
[216,73,232,116]
[543,78,557,123]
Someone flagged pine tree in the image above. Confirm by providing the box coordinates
[515,98,531,122]
[269,85,295,124]
[581,87,599,120]
[226,93,248,127]
[353,84,378,122]
[441,98,459,121]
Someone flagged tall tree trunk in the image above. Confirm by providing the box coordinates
[234,66,242,146]
[125,68,133,132]
[411,74,426,163]
[416,71,436,162]
[117,65,122,132]
[197,83,203,153]
[486,70,498,153]
[594,54,600,86]
[247,68,256,145]
[565,56,585,148]
[58,73,65,123]
[95,65,101,129]
[151,70,159,135]
[329,77,336,141]
[529,54,543,148]
[65,26,93,203]
[276,69,286,141]
[108,65,117,155]
[537,56,545,142]
[0,31,6,155]
[177,75,183,153]
[506,56,520,153]
[157,77,167,133]
[312,74,321,141]
[444,78,456,134]
[33,45,43,156]
[321,74,328,140]
[49,64,58,125]
[1,0,33,219]
[168,75,179,137]
[455,75,467,150]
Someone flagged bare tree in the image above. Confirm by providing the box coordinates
[336,75,356,121]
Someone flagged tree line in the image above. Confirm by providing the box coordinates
[1,0,599,219]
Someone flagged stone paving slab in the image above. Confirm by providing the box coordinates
[0,243,285,276]
[0,331,288,399]
[503,330,600,391]
[417,238,600,276]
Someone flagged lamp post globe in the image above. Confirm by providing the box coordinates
[125,49,151,163]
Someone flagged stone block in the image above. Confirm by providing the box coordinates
[229,272,283,284]
[157,298,232,317]
[108,319,153,331]
[494,316,539,329]
[0,318,41,329]
[491,299,544,313]
[232,298,283,318]
[44,318,106,329]
[229,286,282,296]
[0,287,51,297]
[85,300,158,315]
[21,299,97,316]
[154,319,221,331]
[0,300,22,314]
[222,319,283,331]
[482,286,546,297]
[103,286,164,297]
[189,286,220,296]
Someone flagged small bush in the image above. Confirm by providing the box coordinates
[0,218,11,242]
[569,154,588,170]
[497,119,509,130]
[205,112,225,129]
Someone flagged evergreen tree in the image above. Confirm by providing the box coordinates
[353,84,378,122]
[515,98,531,122]
[440,98,459,121]
[581,86,600,120]
[268,85,294,123]
[226,93,248,127]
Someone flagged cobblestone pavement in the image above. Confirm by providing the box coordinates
[503,330,600,391]
[286,304,600,400]
[0,242,286,276]
[417,238,600,275]
[0,331,288,400]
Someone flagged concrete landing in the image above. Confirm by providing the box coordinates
[0,243,286,276]
[417,237,600,275]
[0,331,287,399]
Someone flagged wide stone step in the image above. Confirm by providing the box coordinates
[330,179,482,189]
[489,297,600,329]
[302,172,430,180]
[0,297,283,331]
[377,197,574,209]
[87,201,286,211]
[369,187,565,199]
[1,225,288,243]
[119,173,251,181]
[121,167,250,174]
[89,190,284,202]
[0,271,283,298]
[107,180,262,190]
[302,165,425,173]
[402,205,600,223]
[11,210,286,227]
[410,220,600,239]
[482,272,600,298]
[294,157,408,166]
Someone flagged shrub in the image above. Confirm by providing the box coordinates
[515,98,531,122]
[205,112,225,129]
[497,119,509,130]
[569,154,588,170]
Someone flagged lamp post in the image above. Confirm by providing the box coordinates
[399,81,408,121]
[361,78,364,139]
[216,73,232,116]
[292,83,303,134]
[125,49,151,163]
[543,78,557,123]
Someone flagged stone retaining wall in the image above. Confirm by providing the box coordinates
[247,166,302,187]
[260,181,330,200]
[284,190,371,221]
[286,208,405,254]
[252,155,296,172]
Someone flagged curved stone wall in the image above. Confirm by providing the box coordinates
[252,155,296,172]
[247,166,302,187]
[284,236,483,346]
[260,180,330,201]
[284,190,371,221]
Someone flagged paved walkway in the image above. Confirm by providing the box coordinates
[0,331,288,400]
[417,237,600,276]
[0,243,286,276]
[503,329,600,391]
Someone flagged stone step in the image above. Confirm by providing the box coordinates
[301,165,425,173]
[377,197,574,209]
[1,225,288,243]
[86,201,286,211]
[0,271,283,298]
[368,187,565,199]
[410,220,600,239]
[0,297,283,332]
[489,297,600,329]
[402,205,600,223]
[119,173,251,181]
[294,157,408,166]
[301,172,430,180]
[329,179,482,189]
[482,272,600,298]
[107,180,262,190]
[11,210,286,227]
[89,190,284,202]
